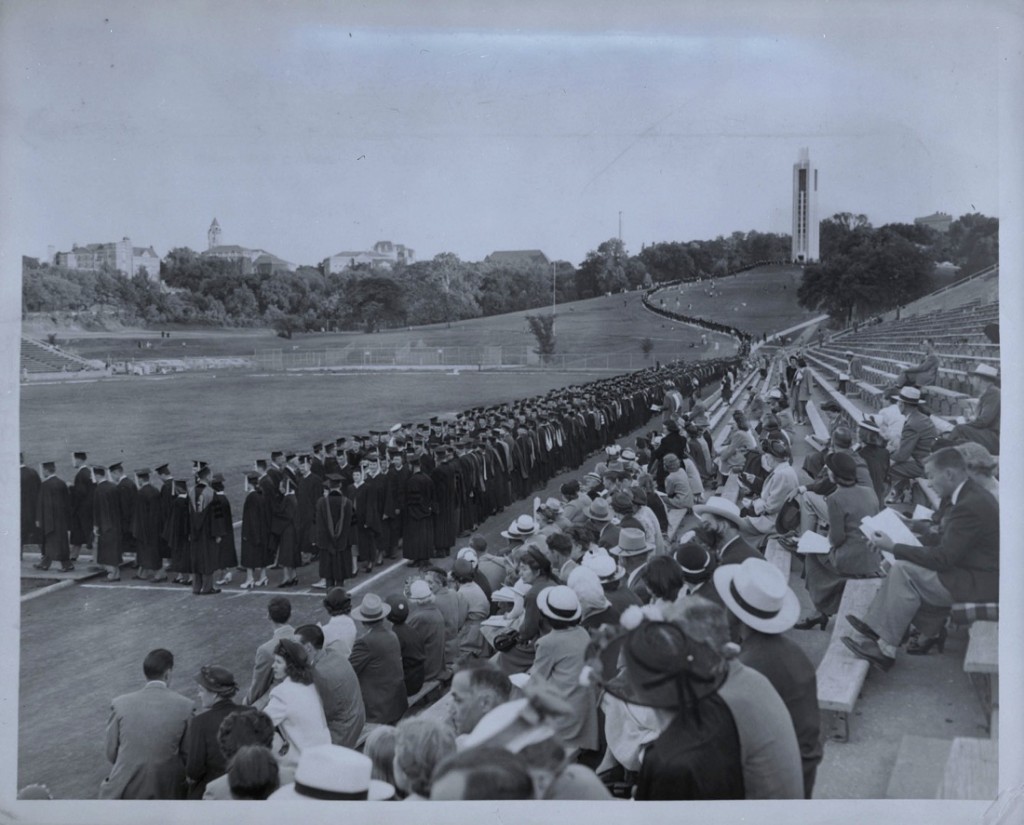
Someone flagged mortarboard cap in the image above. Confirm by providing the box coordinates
[73,451,87,460]
[108,462,123,472]
[154,463,171,475]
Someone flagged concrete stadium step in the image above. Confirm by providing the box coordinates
[937,737,999,800]
[884,735,953,799]
[763,538,792,580]
[964,621,999,733]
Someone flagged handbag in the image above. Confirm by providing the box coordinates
[492,628,520,652]
[775,497,801,534]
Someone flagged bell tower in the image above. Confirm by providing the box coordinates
[208,218,222,250]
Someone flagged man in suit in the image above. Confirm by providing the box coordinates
[938,364,1000,455]
[69,451,94,561]
[888,387,937,496]
[183,665,239,799]
[295,624,366,749]
[348,593,408,725]
[844,448,999,672]
[20,454,42,556]
[35,460,72,571]
[244,596,296,707]
[99,649,196,799]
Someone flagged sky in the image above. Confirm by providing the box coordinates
[0,1,1011,268]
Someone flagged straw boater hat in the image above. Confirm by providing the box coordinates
[269,745,394,800]
[610,527,650,558]
[581,550,626,583]
[858,414,882,434]
[350,593,391,623]
[891,386,922,405]
[501,514,538,540]
[692,496,744,527]
[713,557,800,634]
[537,585,582,623]
[973,364,999,381]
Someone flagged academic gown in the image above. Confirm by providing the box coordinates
[21,465,42,545]
[94,479,124,567]
[401,470,435,562]
[274,494,301,569]
[240,489,271,570]
[117,477,138,554]
[132,484,164,570]
[315,492,352,584]
[37,474,71,562]
[210,491,237,570]
[295,472,324,557]
[163,495,191,574]
[353,477,384,564]
[69,465,95,546]
[188,487,219,577]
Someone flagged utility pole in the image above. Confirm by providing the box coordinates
[551,261,557,324]
[618,211,622,243]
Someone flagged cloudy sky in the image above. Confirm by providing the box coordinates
[0,0,1013,267]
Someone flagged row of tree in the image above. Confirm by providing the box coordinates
[797,212,998,324]
[23,214,995,332]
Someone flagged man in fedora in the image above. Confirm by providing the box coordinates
[843,447,999,673]
[184,665,240,798]
[610,527,653,591]
[714,558,822,799]
[582,549,641,615]
[936,364,1000,455]
[349,593,408,725]
[582,498,619,549]
[887,386,937,500]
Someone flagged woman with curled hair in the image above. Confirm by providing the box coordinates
[227,745,280,800]
[363,725,398,787]
[495,544,558,674]
[264,638,330,764]
[393,717,457,800]
[640,555,686,610]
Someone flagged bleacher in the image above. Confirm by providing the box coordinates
[800,301,1000,799]
[20,337,96,375]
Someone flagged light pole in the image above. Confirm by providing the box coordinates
[551,261,556,319]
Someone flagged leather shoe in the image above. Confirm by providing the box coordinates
[840,636,894,672]
[199,588,222,595]
[32,562,51,571]
[845,614,879,641]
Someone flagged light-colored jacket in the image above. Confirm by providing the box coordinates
[746,462,799,533]
[664,468,694,510]
[99,682,195,799]
[264,679,331,764]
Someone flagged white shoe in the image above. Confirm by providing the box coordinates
[216,572,233,585]
[311,579,328,590]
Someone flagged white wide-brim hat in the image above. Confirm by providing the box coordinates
[692,496,744,527]
[713,557,800,634]
[268,744,395,800]
[973,364,999,380]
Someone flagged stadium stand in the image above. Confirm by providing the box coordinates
[21,337,96,374]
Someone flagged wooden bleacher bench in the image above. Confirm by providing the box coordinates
[937,737,998,800]
[804,400,830,444]
[816,576,885,742]
[963,620,998,732]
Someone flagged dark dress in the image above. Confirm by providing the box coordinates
[188,489,219,578]
[132,483,164,571]
[239,489,270,570]
[391,621,427,696]
[162,495,191,574]
[21,465,42,545]
[184,698,238,799]
[117,477,138,554]
[353,478,384,564]
[636,697,745,800]
[37,474,71,563]
[210,491,237,570]
[274,494,301,568]
[295,472,324,557]
[69,466,95,547]
[94,479,123,567]
[315,492,352,585]
[401,470,435,562]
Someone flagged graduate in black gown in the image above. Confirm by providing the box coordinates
[315,473,352,588]
[163,479,192,586]
[210,473,237,586]
[131,469,165,580]
[240,473,270,589]
[93,465,123,581]
[273,478,301,587]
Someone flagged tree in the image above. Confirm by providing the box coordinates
[525,314,557,363]
[576,238,629,297]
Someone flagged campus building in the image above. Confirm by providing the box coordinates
[791,148,820,263]
[914,211,953,233]
[323,240,415,275]
[201,218,295,275]
[484,250,551,268]
[54,238,161,280]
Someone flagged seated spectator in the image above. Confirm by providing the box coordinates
[243,596,295,707]
[795,453,881,630]
[406,579,448,683]
[889,338,939,391]
[567,566,619,629]
[451,557,489,663]
[450,662,513,742]
[956,442,998,500]
[319,587,357,657]
[792,427,873,540]
[294,624,365,749]
[527,586,599,754]
[674,539,717,599]
[716,410,756,479]
[857,416,891,504]
[737,439,799,540]
[203,708,293,799]
[630,485,666,554]
[602,619,744,800]
[639,554,685,610]
[887,387,938,499]
[477,536,516,593]
[937,364,1000,455]
[714,560,822,798]
[581,549,641,615]
[844,448,999,671]
[393,717,457,800]
[226,745,279,800]
[547,532,577,581]
[184,665,239,799]
[430,747,535,800]
[269,744,394,800]
[264,639,331,763]
[662,454,695,511]
[424,566,464,678]
[349,593,408,725]
[455,545,493,602]
[363,725,398,787]
[495,545,558,675]
[636,472,670,533]
[383,593,426,696]
[669,595,805,799]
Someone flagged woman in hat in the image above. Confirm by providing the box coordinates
[264,638,331,763]
[737,438,799,540]
[184,665,240,798]
[567,566,619,629]
[495,545,558,674]
[795,452,881,631]
[527,586,599,754]
[857,416,890,505]
[941,364,1000,455]
[451,558,490,664]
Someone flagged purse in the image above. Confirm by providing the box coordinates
[492,628,520,652]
